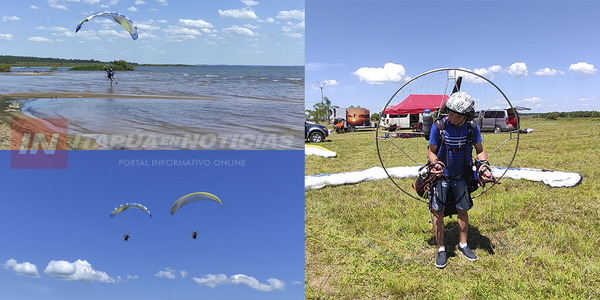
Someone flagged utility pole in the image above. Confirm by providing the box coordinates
[313,81,326,105]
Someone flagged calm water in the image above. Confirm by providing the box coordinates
[2,65,304,149]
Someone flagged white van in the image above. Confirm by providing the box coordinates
[379,113,422,131]
[474,109,519,133]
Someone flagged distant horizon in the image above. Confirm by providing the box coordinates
[1,54,305,68]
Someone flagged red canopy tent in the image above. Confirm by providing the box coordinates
[384,94,449,115]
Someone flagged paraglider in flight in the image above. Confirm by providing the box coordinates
[170,192,223,239]
[110,203,152,218]
[111,203,152,241]
[76,11,139,40]
[170,192,223,215]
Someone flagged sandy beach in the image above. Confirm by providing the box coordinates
[0,96,99,150]
[0,72,55,76]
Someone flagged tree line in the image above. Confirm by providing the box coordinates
[0,55,105,66]
[521,111,600,119]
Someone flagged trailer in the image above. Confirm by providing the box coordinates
[333,107,376,133]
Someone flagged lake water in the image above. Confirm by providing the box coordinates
[1,65,304,150]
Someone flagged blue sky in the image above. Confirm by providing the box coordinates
[0,150,305,300]
[0,0,304,65]
[306,0,600,113]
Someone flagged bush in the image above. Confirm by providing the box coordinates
[546,112,559,120]
[69,60,135,71]
[0,65,10,72]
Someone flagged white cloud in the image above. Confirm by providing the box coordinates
[474,65,502,80]
[163,26,202,41]
[155,267,176,279]
[218,8,258,20]
[155,267,189,279]
[135,0,146,4]
[508,62,528,78]
[28,36,52,42]
[242,0,259,5]
[282,21,304,38]
[535,67,565,76]
[178,19,215,34]
[46,0,71,10]
[231,274,285,292]
[137,21,162,32]
[276,10,305,20]
[193,273,285,291]
[522,96,543,103]
[0,33,13,41]
[194,274,229,288]
[569,62,597,78]
[223,25,255,37]
[36,26,76,37]
[128,6,138,11]
[30,5,39,9]
[323,79,338,86]
[578,96,597,102]
[4,259,40,278]
[116,274,139,283]
[352,63,408,84]
[2,16,21,22]
[97,29,130,39]
[44,260,115,283]
[156,0,167,5]
[455,66,501,83]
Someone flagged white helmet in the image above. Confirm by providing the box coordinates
[445,91,474,116]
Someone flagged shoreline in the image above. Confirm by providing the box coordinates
[2,92,220,101]
[0,97,99,150]
[0,72,55,76]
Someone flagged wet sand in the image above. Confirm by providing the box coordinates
[0,97,99,150]
[2,92,219,100]
[0,72,55,76]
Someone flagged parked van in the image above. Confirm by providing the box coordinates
[474,109,519,133]
[379,113,422,131]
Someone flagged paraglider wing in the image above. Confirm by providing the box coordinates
[110,203,152,218]
[76,11,138,40]
[170,192,223,215]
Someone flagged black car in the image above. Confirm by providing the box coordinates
[305,122,329,143]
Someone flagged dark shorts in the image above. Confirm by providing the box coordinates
[431,178,472,212]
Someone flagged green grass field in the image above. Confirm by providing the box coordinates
[305,117,600,299]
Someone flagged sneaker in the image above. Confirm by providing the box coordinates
[458,245,477,261]
[435,251,447,268]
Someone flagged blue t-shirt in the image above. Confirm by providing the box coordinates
[430,117,482,177]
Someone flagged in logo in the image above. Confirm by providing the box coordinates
[11,118,68,169]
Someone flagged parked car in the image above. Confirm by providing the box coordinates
[305,122,330,143]
[474,109,519,133]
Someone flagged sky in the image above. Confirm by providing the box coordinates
[0,150,305,300]
[306,0,600,113]
[0,0,304,65]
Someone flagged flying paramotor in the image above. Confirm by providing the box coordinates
[76,11,139,40]
[170,192,223,215]
[110,202,152,218]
